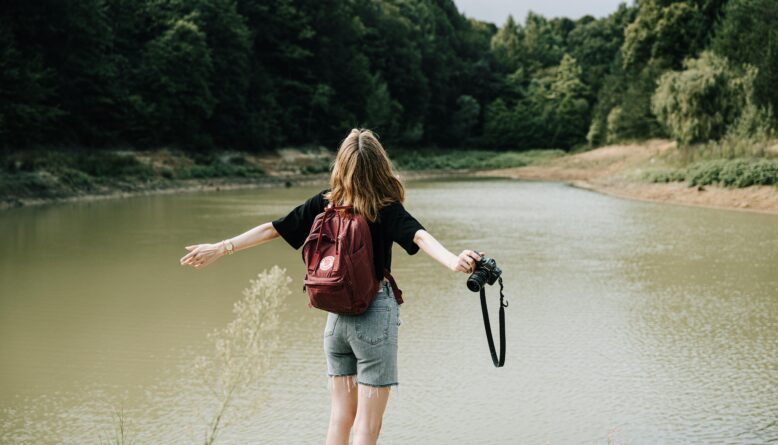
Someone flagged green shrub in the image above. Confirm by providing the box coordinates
[736,159,778,187]
[227,155,249,166]
[176,162,264,179]
[389,149,563,171]
[190,152,218,166]
[644,169,686,183]
[718,159,750,187]
[58,168,95,190]
[301,163,331,174]
[687,160,728,186]
[684,158,778,187]
[0,172,57,198]
[75,152,155,178]
[159,167,175,179]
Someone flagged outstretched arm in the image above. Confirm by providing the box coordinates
[412,229,482,274]
[180,222,280,269]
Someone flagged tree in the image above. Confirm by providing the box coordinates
[651,51,758,144]
[365,72,403,138]
[521,11,565,73]
[140,16,215,148]
[484,98,522,148]
[490,15,523,73]
[449,95,481,142]
[712,0,778,124]
[0,21,62,148]
[546,54,590,148]
[622,0,712,71]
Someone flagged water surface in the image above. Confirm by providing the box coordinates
[1,178,776,444]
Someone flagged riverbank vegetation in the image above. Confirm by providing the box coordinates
[390,148,564,171]
[645,158,778,188]
[1,0,777,207]
[0,148,266,206]
[0,147,567,208]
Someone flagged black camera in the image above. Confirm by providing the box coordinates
[466,252,502,292]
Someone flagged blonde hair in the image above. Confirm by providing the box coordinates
[324,128,405,222]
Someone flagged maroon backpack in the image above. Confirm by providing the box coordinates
[301,203,380,314]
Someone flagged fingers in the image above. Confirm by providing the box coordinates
[465,250,482,262]
[180,244,207,268]
[455,249,488,274]
[180,250,196,265]
[457,251,477,274]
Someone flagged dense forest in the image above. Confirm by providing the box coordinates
[1,0,776,152]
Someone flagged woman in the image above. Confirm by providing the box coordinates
[179,128,482,445]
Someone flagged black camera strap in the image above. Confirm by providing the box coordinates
[479,276,508,367]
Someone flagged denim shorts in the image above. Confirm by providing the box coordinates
[323,279,401,387]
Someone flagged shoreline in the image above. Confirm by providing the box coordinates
[3,142,777,215]
[477,139,778,215]
[0,168,475,211]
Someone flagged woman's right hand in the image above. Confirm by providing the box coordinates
[450,249,484,274]
[180,242,225,269]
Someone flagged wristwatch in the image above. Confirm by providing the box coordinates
[223,239,235,255]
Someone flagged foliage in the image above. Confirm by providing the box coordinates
[643,168,687,183]
[389,148,564,170]
[644,158,778,188]
[0,0,775,154]
[484,54,589,149]
[712,0,778,120]
[0,148,264,203]
[450,95,481,143]
[651,51,758,145]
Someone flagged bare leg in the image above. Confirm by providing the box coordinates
[326,376,358,445]
[352,384,391,445]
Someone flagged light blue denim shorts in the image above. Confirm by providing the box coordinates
[323,279,401,387]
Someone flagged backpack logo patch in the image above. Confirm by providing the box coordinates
[319,255,335,271]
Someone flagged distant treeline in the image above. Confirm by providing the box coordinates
[1,0,776,152]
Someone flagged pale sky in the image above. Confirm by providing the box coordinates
[453,0,633,25]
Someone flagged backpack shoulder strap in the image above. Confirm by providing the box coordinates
[383,269,404,305]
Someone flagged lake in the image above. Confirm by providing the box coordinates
[1,177,776,444]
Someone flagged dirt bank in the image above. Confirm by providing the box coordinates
[478,139,778,214]
[4,142,777,214]
[0,145,476,211]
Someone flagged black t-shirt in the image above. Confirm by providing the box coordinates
[271,189,425,280]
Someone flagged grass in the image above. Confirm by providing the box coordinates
[193,265,291,445]
[388,148,565,171]
[0,148,265,203]
[1,146,565,205]
[641,135,778,188]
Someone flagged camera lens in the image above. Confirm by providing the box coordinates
[467,270,486,292]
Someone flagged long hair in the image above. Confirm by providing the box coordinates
[324,128,405,222]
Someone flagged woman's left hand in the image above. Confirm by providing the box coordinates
[180,242,224,269]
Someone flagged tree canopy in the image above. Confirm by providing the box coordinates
[1,0,774,151]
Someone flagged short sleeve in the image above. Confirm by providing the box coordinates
[272,189,328,249]
[386,202,425,255]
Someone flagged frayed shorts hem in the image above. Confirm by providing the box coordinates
[357,381,398,388]
[327,374,398,388]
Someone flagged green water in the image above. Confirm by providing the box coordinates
[1,178,776,444]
